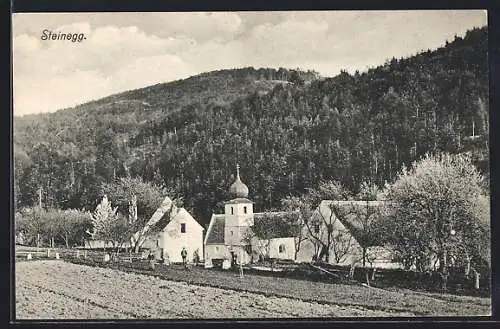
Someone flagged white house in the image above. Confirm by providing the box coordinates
[157,207,204,263]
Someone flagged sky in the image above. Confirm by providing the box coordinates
[12,10,487,116]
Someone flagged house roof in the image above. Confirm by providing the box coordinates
[319,200,389,248]
[132,196,177,245]
[164,208,204,231]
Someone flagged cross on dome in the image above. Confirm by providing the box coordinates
[229,164,249,198]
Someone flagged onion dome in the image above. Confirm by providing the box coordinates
[229,164,249,198]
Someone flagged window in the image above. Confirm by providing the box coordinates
[231,231,234,236]
[231,207,234,215]
[313,223,320,233]
[215,246,219,251]
[244,206,247,214]
[180,223,186,233]
[279,244,286,253]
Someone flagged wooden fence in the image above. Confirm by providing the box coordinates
[15,247,147,263]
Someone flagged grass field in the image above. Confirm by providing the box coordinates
[15,260,490,319]
[15,260,410,319]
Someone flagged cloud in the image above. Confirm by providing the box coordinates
[152,12,244,42]
[242,19,331,65]
[13,70,112,115]
[12,11,487,116]
[113,54,196,91]
[12,22,199,115]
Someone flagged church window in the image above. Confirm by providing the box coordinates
[231,207,234,215]
[180,223,186,233]
[244,206,247,214]
[279,244,286,253]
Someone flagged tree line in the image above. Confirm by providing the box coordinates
[13,27,488,231]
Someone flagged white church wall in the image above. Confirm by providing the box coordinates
[205,244,227,261]
[296,238,362,266]
[268,237,295,260]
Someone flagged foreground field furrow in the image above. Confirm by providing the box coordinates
[17,263,194,318]
[27,283,146,319]
[16,261,413,319]
[16,282,124,319]
[85,260,490,316]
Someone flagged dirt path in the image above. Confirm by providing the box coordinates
[16,260,414,319]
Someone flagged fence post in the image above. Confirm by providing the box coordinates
[239,250,244,278]
[55,252,60,260]
[371,268,377,281]
[27,253,32,260]
[76,250,80,258]
[473,269,480,289]
[47,249,51,258]
[84,250,87,259]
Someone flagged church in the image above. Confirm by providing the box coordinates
[203,166,402,270]
[204,165,296,267]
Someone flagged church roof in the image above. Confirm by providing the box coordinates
[205,214,225,244]
[225,198,253,204]
[229,164,249,198]
[253,212,298,239]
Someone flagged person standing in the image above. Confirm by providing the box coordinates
[181,247,187,266]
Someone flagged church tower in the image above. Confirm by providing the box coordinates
[224,164,254,247]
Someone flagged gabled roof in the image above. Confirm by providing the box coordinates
[132,196,177,246]
[205,214,225,245]
[164,207,204,231]
[318,200,389,248]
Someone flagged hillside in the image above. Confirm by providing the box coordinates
[13,26,489,226]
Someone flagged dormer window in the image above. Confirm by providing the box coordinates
[244,206,247,214]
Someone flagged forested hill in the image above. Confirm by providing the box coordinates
[14,26,488,227]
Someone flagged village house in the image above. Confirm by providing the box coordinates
[297,200,402,269]
[204,165,296,267]
[85,195,204,263]
[138,196,204,263]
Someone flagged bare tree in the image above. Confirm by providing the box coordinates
[331,200,385,267]
[282,180,354,264]
[281,197,308,260]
